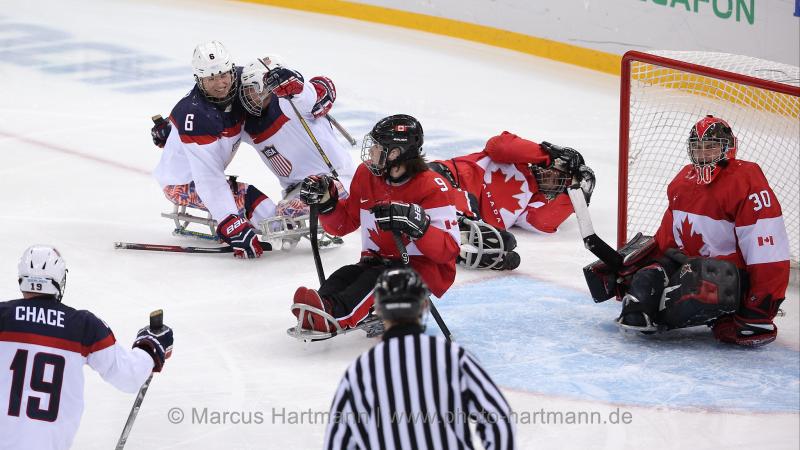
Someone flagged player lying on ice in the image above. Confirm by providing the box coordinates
[585,115,789,347]
[289,114,460,339]
[150,44,352,257]
[429,132,595,271]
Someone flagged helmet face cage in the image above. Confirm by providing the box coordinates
[686,115,736,184]
[458,217,507,270]
[361,134,389,176]
[239,62,270,116]
[17,245,68,301]
[532,165,571,199]
[374,268,430,321]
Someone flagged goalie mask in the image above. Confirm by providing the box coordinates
[361,114,424,176]
[458,217,520,270]
[192,40,238,105]
[687,115,737,184]
[18,245,68,301]
[374,267,430,321]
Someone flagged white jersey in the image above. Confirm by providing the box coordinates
[242,82,355,196]
[153,84,246,221]
[0,297,153,450]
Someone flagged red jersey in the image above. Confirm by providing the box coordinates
[438,132,574,233]
[654,160,790,317]
[320,165,461,297]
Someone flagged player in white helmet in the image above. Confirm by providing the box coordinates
[152,41,274,258]
[1,245,174,449]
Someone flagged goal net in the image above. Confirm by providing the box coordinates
[619,50,800,265]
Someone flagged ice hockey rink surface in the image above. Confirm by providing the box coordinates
[1,0,798,448]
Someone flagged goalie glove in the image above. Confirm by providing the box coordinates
[216,214,263,259]
[372,202,430,239]
[133,323,173,372]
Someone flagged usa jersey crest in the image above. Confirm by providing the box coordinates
[261,145,293,177]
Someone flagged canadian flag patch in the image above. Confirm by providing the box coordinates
[758,235,774,246]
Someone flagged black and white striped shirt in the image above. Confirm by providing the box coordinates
[324,324,515,450]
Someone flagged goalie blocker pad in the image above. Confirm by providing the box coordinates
[659,257,740,329]
[584,232,656,302]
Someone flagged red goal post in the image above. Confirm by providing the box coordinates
[618,50,800,266]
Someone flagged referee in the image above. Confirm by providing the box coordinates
[323,267,515,450]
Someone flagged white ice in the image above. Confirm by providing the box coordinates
[0,0,798,449]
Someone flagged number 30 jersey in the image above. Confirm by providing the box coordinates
[654,160,790,319]
[0,296,153,450]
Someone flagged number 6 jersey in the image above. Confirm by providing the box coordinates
[0,296,153,450]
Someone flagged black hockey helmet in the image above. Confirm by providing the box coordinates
[361,114,424,176]
[374,267,430,321]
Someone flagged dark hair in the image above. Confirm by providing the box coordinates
[403,156,429,179]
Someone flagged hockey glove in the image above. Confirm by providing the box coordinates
[575,164,596,205]
[541,141,585,175]
[309,76,336,118]
[712,314,777,347]
[266,67,304,98]
[133,323,173,372]
[299,174,339,214]
[216,214,264,259]
[372,202,430,239]
[151,116,171,148]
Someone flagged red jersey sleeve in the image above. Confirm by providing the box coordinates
[520,192,574,233]
[319,167,365,236]
[483,132,550,166]
[413,175,461,265]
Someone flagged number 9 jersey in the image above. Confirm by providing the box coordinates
[0,297,153,450]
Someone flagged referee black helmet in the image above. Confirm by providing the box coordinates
[374,267,429,321]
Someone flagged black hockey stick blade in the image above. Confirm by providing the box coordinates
[114,241,271,254]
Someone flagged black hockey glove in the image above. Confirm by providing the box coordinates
[133,323,173,372]
[216,214,264,259]
[151,115,171,148]
[266,67,304,98]
[576,164,596,205]
[299,174,339,214]
[541,141,585,175]
[372,202,430,239]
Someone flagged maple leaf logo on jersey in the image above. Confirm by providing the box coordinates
[486,168,526,214]
[677,216,706,256]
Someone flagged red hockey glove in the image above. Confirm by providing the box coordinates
[216,214,263,259]
[151,116,171,148]
[310,76,336,118]
[372,202,430,239]
[299,174,339,214]
[133,323,173,372]
[712,314,777,347]
[266,67,304,98]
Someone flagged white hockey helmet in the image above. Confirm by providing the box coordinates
[239,55,286,116]
[18,245,68,301]
[192,40,236,104]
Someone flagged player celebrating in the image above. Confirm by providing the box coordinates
[152,41,272,259]
[324,267,515,449]
[0,245,174,449]
[429,132,595,269]
[290,114,460,335]
[615,115,790,346]
[237,58,355,218]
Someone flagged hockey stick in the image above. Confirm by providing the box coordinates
[286,97,339,179]
[391,231,454,342]
[325,114,357,146]
[309,205,326,286]
[567,186,624,269]
[115,309,164,450]
[114,241,272,254]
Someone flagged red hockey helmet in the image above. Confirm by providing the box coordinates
[686,115,737,184]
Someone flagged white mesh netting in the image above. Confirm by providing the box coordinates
[623,50,800,265]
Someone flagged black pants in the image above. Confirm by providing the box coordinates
[320,259,402,323]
